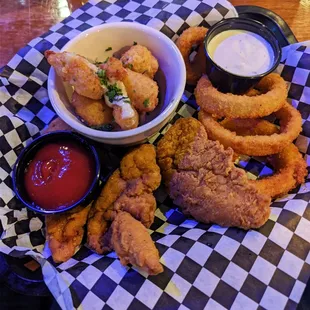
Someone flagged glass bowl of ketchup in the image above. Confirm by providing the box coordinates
[13,131,101,214]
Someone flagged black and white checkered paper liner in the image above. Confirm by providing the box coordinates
[1,0,310,309]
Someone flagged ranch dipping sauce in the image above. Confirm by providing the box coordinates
[208,29,274,77]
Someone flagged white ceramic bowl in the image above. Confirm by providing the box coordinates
[47,22,186,145]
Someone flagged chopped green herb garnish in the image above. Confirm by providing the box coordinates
[91,123,114,131]
[143,98,150,107]
[97,69,105,78]
[105,47,112,51]
[96,69,108,86]
[107,83,123,102]
[133,41,137,46]
[128,64,133,70]
[104,57,110,64]
[124,98,131,104]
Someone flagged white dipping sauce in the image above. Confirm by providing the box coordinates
[208,30,274,77]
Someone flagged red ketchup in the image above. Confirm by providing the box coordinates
[24,142,94,210]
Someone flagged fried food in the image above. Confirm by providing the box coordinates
[114,193,156,228]
[43,118,72,133]
[87,144,162,274]
[220,118,279,136]
[46,46,161,130]
[157,118,271,229]
[120,45,159,79]
[45,51,103,100]
[109,211,163,275]
[254,143,307,198]
[199,101,302,156]
[87,170,127,254]
[100,56,127,81]
[221,119,307,198]
[99,57,140,130]
[120,144,161,191]
[195,74,287,118]
[71,91,113,127]
[176,27,208,85]
[123,69,159,113]
[113,105,139,130]
[45,204,92,263]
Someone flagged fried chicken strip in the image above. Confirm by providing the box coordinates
[87,170,127,254]
[157,118,271,229]
[45,204,92,263]
[87,145,162,274]
[114,193,156,228]
[109,211,163,275]
[87,145,161,249]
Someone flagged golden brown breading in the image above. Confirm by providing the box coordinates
[87,170,126,254]
[112,105,139,131]
[87,145,163,275]
[109,211,163,275]
[87,146,161,253]
[93,169,127,212]
[100,57,127,81]
[157,118,271,229]
[45,51,103,99]
[120,45,159,79]
[99,57,140,131]
[114,193,156,228]
[45,204,91,263]
[71,91,113,127]
[123,69,159,113]
[120,144,161,192]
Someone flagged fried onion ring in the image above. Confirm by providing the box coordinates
[176,27,207,85]
[198,101,302,156]
[195,73,288,118]
[221,119,307,198]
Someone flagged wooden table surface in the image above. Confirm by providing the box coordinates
[0,0,310,68]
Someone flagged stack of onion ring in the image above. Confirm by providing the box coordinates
[195,74,288,119]
[217,119,307,198]
[198,102,302,156]
[195,72,306,198]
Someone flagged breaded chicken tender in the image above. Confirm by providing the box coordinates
[114,193,156,228]
[87,145,162,274]
[45,51,103,99]
[123,69,159,113]
[45,204,91,263]
[87,170,127,254]
[120,45,159,79]
[109,211,163,275]
[71,91,113,127]
[157,118,271,230]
